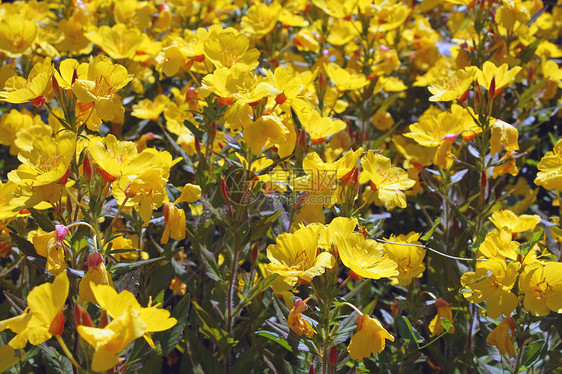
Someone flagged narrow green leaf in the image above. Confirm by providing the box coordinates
[468,222,492,252]
[421,218,442,241]
[161,294,191,355]
[256,331,293,352]
[108,256,166,275]
[250,210,282,242]
[521,339,545,368]
[28,208,55,232]
[9,232,40,258]
[183,120,204,138]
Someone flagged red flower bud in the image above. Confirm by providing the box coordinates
[185,87,198,101]
[329,347,338,367]
[442,133,457,142]
[220,178,230,201]
[435,298,449,308]
[49,310,66,336]
[308,364,315,374]
[297,128,307,150]
[489,77,496,98]
[195,137,201,153]
[52,75,61,97]
[99,311,109,328]
[58,167,70,184]
[30,95,46,107]
[55,225,69,245]
[87,252,104,269]
[83,156,92,179]
[251,242,259,263]
[459,88,470,102]
[275,92,287,105]
[72,69,78,84]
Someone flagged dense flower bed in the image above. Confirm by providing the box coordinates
[0,0,561,373]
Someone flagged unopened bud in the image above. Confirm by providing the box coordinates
[442,133,457,142]
[185,87,198,101]
[220,178,230,201]
[195,137,201,153]
[52,75,61,97]
[49,310,66,336]
[87,252,104,269]
[308,364,315,374]
[435,298,449,307]
[329,347,338,367]
[318,73,326,89]
[30,95,46,107]
[275,92,287,105]
[489,77,496,98]
[297,128,307,149]
[55,225,69,245]
[99,311,109,328]
[58,167,70,184]
[251,242,259,263]
[72,69,78,84]
[83,156,92,179]
[459,88,470,102]
[163,202,173,223]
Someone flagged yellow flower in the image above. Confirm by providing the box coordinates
[32,225,69,276]
[360,150,415,210]
[490,120,519,156]
[266,225,335,286]
[161,203,186,244]
[90,283,177,349]
[335,232,398,280]
[461,259,519,319]
[0,271,68,349]
[88,134,138,182]
[71,55,133,130]
[287,299,316,338]
[86,24,146,60]
[382,232,425,286]
[241,1,281,39]
[489,209,541,234]
[300,110,347,144]
[429,298,455,337]
[428,69,475,102]
[78,308,146,373]
[0,16,37,57]
[469,61,522,97]
[476,228,520,260]
[132,95,170,121]
[534,138,562,190]
[9,132,75,188]
[0,58,53,105]
[170,277,187,296]
[325,63,369,92]
[486,317,516,359]
[243,114,290,155]
[347,314,394,361]
[203,29,260,70]
[519,262,562,316]
[79,253,113,304]
[0,344,19,372]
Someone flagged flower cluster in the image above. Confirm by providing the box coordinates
[0,0,560,373]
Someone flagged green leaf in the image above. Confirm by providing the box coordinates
[521,339,545,368]
[108,256,167,275]
[40,346,73,374]
[517,230,544,256]
[398,316,424,347]
[250,210,282,242]
[468,222,492,252]
[183,120,204,138]
[440,317,452,332]
[519,80,546,108]
[199,246,223,282]
[519,39,541,65]
[139,344,163,374]
[234,274,278,314]
[161,294,191,355]
[9,232,41,258]
[256,331,293,352]
[28,208,56,232]
[421,218,442,241]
